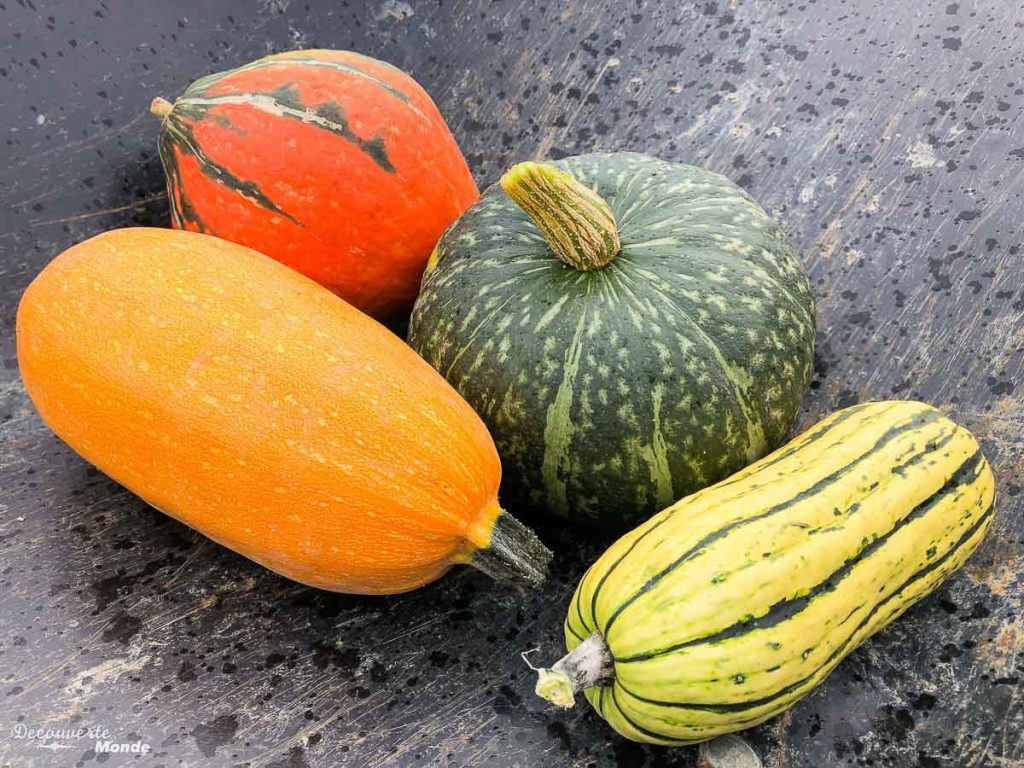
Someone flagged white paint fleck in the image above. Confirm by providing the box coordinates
[376,0,414,20]
[728,122,752,139]
[257,0,291,12]
[61,652,151,719]
[287,25,309,48]
[907,139,941,168]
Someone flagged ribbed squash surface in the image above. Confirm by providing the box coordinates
[156,49,478,318]
[564,401,994,744]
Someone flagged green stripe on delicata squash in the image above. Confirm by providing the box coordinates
[532,400,995,745]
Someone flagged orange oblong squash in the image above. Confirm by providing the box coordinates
[17,228,550,595]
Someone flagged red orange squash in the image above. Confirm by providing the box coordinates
[150,49,479,320]
[17,228,549,595]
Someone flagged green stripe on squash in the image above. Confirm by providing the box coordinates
[409,152,817,529]
[150,55,405,228]
[530,400,996,746]
[154,103,300,225]
[181,54,417,108]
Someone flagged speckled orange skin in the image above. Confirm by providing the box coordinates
[157,49,479,320]
[17,228,504,594]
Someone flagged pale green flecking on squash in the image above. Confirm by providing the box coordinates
[408,152,816,527]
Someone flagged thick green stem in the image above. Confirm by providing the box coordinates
[533,631,614,708]
[500,161,621,271]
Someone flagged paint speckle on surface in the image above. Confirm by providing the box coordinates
[2,0,1023,765]
[907,139,941,169]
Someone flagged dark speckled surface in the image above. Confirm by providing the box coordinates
[1,1,1022,766]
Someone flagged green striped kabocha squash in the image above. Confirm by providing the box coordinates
[409,153,816,528]
[531,400,995,745]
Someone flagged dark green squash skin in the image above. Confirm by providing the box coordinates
[409,153,815,528]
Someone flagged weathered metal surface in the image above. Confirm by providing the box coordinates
[0,1,1021,765]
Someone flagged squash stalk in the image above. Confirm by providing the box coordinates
[501,162,620,271]
[469,510,552,589]
[533,631,614,708]
[150,97,174,119]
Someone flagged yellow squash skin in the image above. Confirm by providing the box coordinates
[554,401,995,745]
